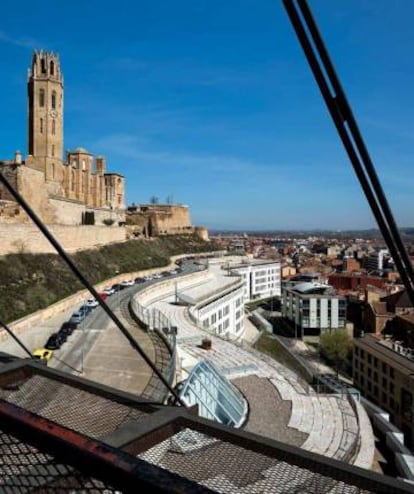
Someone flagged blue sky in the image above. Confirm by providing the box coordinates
[1,0,413,230]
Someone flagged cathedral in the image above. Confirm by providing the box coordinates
[0,51,125,226]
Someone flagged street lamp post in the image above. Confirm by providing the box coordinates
[115,269,120,309]
[81,301,85,374]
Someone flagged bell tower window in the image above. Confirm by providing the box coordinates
[52,144,55,157]
[41,58,46,74]
[39,89,45,107]
[50,60,54,75]
[40,118,44,133]
[51,91,56,109]
[52,120,56,135]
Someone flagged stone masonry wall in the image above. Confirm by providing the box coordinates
[0,224,126,254]
[151,206,192,235]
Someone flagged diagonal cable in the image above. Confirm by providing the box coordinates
[0,171,186,407]
[283,0,414,306]
[0,317,32,358]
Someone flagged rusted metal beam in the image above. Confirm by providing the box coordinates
[0,398,216,494]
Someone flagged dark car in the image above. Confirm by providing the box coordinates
[59,322,75,338]
[60,321,76,333]
[45,332,65,350]
[135,277,145,284]
[79,304,92,315]
[111,283,122,292]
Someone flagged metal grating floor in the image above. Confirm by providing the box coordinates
[0,373,150,439]
[139,428,376,494]
[0,428,118,493]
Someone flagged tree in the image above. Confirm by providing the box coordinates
[319,329,352,378]
[150,196,159,205]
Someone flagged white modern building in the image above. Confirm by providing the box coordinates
[228,260,281,301]
[282,282,347,338]
[178,274,245,340]
[366,248,390,272]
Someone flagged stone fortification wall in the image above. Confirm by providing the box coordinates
[151,205,192,235]
[126,205,194,237]
[0,165,54,224]
[0,224,126,254]
[48,197,85,225]
[49,197,125,226]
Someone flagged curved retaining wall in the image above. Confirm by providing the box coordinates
[2,254,210,352]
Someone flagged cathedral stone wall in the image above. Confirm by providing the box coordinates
[48,197,85,225]
[48,197,124,226]
[0,223,126,254]
[17,165,54,223]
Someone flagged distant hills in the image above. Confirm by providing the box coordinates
[210,228,414,239]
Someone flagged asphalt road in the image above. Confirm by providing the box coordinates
[50,260,203,375]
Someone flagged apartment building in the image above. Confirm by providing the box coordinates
[353,334,414,448]
[282,282,347,337]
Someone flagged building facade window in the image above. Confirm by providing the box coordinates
[41,58,46,74]
[51,144,55,157]
[52,120,55,135]
[40,118,43,133]
[39,89,45,107]
[51,91,56,109]
[50,60,54,75]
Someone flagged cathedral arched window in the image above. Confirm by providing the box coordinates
[39,89,45,107]
[52,120,56,135]
[50,60,54,75]
[51,144,55,157]
[51,91,56,109]
[41,58,46,74]
[40,118,44,133]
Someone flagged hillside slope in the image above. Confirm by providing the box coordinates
[1,235,216,322]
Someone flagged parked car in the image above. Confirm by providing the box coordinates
[152,273,162,279]
[32,348,53,364]
[45,332,65,350]
[120,279,134,287]
[86,298,99,308]
[98,292,107,301]
[111,283,122,292]
[59,321,76,337]
[103,286,115,296]
[135,277,145,284]
[70,311,86,324]
[79,304,92,315]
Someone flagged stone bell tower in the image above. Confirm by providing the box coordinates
[27,50,64,181]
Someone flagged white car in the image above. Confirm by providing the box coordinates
[103,286,115,296]
[120,279,134,287]
[86,298,99,308]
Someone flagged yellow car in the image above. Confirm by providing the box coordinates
[32,348,53,364]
